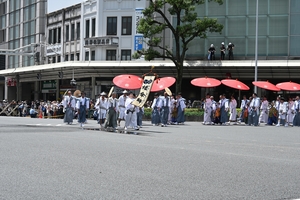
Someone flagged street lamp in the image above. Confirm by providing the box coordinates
[254,0,259,93]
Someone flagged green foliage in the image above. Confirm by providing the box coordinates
[135,0,224,92]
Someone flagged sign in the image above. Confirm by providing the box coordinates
[134,36,143,51]
[42,80,56,89]
[132,76,155,107]
[46,44,62,56]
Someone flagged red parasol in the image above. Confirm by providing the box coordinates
[252,81,280,92]
[221,79,250,90]
[276,81,300,91]
[113,74,143,90]
[191,77,221,88]
[151,77,176,92]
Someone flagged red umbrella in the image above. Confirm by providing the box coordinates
[191,77,221,88]
[113,74,142,89]
[276,81,300,91]
[252,81,280,92]
[151,77,176,92]
[221,79,250,90]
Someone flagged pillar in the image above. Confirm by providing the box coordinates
[91,76,95,99]
[56,79,60,100]
[34,81,39,100]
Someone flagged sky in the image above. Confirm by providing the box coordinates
[48,0,83,13]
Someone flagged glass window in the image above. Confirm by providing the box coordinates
[53,28,57,43]
[91,51,95,60]
[70,54,74,61]
[85,19,90,38]
[92,18,96,37]
[76,53,80,61]
[65,55,69,61]
[48,29,53,44]
[121,50,131,60]
[76,22,80,40]
[66,25,69,42]
[57,56,61,63]
[85,51,89,61]
[58,27,61,43]
[106,50,116,60]
[71,24,75,41]
[0,16,6,29]
[122,17,132,35]
[107,17,117,35]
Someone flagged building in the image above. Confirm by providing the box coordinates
[0,0,299,101]
[45,3,81,100]
[0,0,47,101]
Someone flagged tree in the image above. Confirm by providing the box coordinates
[134,0,224,93]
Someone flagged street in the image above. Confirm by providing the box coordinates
[0,117,300,200]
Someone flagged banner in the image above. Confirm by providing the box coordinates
[132,76,155,107]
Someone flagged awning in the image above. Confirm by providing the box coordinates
[0,60,299,82]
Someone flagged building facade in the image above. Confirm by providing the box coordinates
[185,0,300,60]
[0,0,299,101]
[0,0,47,100]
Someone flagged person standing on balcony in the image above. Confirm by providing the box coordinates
[220,42,226,60]
[208,44,216,60]
[227,42,234,60]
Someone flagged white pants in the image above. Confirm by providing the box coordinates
[259,109,268,123]
[98,109,107,120]
[118,107,125,119]
[125,110,137,128]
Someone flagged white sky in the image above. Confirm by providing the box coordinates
[48,0,83,13]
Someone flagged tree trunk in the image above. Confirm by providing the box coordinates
[176,64,183,94]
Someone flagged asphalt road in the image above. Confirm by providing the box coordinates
[0,117,300,200]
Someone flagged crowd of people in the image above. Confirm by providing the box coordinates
[201,93,300,127]
[2,89,300,129]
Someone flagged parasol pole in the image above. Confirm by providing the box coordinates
[254,0,259,93]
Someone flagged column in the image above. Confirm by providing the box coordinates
[91,76,95,99]
[34,81,39,100]
[56,79,60,100]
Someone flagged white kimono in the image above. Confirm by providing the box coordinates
[229,99,237,121]
[287,100,295,123]
[125,97,137,129]
[118,95,127,120]
[259,100,269,123]
[203,98,212,123]
[96,97,108,119]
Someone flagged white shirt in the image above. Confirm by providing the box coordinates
[151,98,161,109]
[63,95,76,108]
[76,97,89,110]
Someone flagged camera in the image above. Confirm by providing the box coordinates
[70,79,77,86]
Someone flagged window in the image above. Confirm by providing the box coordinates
[92,18,96,37]
[53,28,57,44]
[85,51,89,61]
[107,17,117,35]
[57,27,61,43]
[70,54,74,61]
[76,53,80,61]
[0,29,5,43]
[65,55,68,61]
[106,50,116,60]
[57,56,61,63]
[52,57,56,63]
[121,50,131,60]
[48,29,52,44]
[85,19,90,38]
[76,22,80,40]
[122,17,132,35]
[71,24,75,41]
[66,25,69,42]
[91,51,95,61]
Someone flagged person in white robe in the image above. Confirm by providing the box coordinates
[259,96,269,124]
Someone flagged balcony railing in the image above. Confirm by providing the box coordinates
[84,37,119,47]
